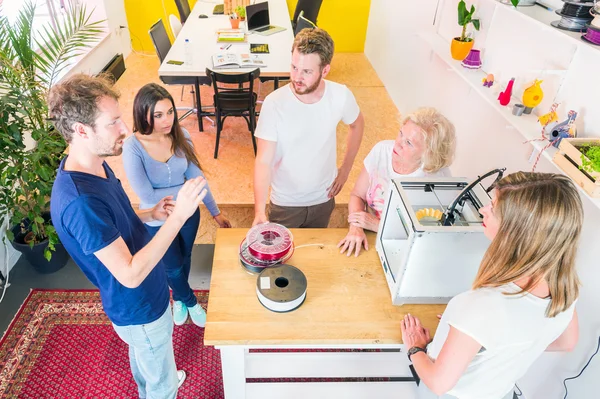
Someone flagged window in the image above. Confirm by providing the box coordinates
[2,1,108,52]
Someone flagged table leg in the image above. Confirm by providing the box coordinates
[219,346,247,399]
[195,78,203,132]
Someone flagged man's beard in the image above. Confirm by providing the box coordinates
[93,133,126,158]
[292,75,322,95]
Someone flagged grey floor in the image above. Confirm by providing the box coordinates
[0,244,215,337]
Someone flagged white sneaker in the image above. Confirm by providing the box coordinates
[177,370,186,388]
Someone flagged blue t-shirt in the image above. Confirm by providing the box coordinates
[50,157,169,326]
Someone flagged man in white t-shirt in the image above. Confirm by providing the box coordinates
[253,28,364,228]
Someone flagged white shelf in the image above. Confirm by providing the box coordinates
[420,32,552,152]
[510,3,600,54]
[420,31,600,208]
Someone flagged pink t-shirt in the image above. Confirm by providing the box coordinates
[363,140,450,218]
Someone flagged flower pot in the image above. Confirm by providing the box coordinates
[10,213,69,274]
[451,38,474,60]
[230,18,240,29]
[461,49,482,69]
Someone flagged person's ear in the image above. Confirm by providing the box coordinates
[321,64,331,78]
[72,122,91,140]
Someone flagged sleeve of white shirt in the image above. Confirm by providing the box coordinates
[341,85,361,125]
[363,141,383,176]
[254,95,278,142]
[445,291,496,349]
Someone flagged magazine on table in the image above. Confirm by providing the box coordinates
[211,53,267,69]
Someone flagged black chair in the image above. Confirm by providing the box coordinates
[292,0,323,31]
[205,68,260,159]
[148,19,213,131]
[295,10,317,36]
[174,0,191,23]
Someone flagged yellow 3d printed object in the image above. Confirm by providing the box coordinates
[415,208,443,222]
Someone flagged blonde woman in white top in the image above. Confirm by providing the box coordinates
[402,172,581,399]
[338,108,456,257]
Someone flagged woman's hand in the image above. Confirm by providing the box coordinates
[337,225,369,257]
[348,211,380,232]
[214,213,232,228]
[401,313,431,349]
[151,195,175,221]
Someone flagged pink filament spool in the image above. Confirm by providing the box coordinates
[583,25,600,45]
[246,223,293,261]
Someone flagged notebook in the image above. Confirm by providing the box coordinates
[250,43,270,54]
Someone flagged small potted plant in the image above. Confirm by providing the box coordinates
[451,0,480,60]
[235,5,246,21]
[230,11,241,29]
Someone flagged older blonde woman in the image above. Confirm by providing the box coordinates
[402,172,581,399]
[338,107,456,257]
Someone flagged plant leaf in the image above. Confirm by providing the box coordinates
[458,0,468,26]
[472,19,481,31]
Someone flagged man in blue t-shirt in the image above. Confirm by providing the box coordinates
[48,74,207,399]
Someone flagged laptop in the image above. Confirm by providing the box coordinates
[246,2,286,36]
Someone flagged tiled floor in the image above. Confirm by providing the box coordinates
[107,52,400,242]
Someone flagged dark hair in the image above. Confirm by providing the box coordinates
[47,73,120,143]
[132,83,201,171]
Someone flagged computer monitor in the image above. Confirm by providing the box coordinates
[246,2,270,31]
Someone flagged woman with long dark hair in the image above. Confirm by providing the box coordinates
[123,83,230,327]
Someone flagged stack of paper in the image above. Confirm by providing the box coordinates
[217,30,246,42]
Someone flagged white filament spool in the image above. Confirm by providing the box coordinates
[256,264,307,313]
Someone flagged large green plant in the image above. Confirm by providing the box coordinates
[0,1,103,260]
[457,0,480,42]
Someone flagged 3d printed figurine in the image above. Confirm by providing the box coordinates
[538,103,559,127]
[461,49,482,69]
[544,110,578,147]
[482,73,494,87]
[498,78,515,106]
[522,80,544,114]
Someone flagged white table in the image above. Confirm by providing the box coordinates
[157,0,294,131]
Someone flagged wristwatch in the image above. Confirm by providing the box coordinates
[407,346,427,362]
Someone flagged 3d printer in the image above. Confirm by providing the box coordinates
[375,169,505,305]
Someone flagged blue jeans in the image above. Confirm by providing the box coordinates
[112,307,178,399]
[146,208,200,308]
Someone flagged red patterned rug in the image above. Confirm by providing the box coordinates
[0,289,223,399]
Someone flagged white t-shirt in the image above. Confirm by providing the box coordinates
[427,283,576,399]
[363,140,450,218]
[255,80,360,207]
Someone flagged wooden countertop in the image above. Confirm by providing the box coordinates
[204,229,446,346]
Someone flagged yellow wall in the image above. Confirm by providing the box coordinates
[285,0,371,52]
[124,0,184,54]
[124,0,371,54]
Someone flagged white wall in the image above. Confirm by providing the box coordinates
[366,0,600,398]
[0,0,132,276]
[65,0,132,78]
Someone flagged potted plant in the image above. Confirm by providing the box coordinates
[235,5,246,21]
[553,138,600,198]
[0,1,103,273]
[451,0,480,60]
[230,11,241,29]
